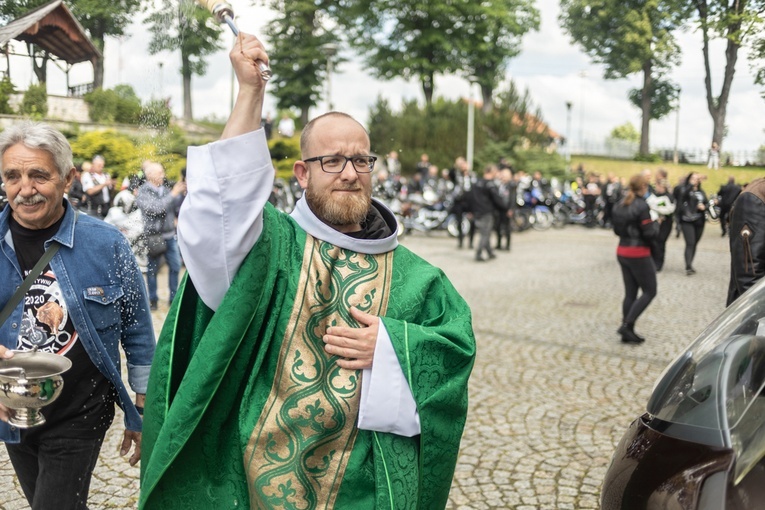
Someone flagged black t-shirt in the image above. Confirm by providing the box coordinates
[9,214,116,440]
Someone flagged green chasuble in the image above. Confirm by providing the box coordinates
[139,204,475,509]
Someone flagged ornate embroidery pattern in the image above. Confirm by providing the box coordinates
[244,237,391,509]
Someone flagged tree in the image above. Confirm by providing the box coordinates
[146,0,224,121]
[692,0,765,149]
[263,0,338,125]
[610,122,641,143]
[334,0,466,104]
[559,0,685,155]
[68,0,144,89]
[457,0,540,113]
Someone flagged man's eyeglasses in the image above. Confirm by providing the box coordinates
[303,155,377,174]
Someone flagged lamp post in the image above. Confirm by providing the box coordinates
[673,87,681,165]
[565,101,573,164]
[322,43,338,111]
[158,62,164,98]
[466,77,477,172]
[578,70,587,153]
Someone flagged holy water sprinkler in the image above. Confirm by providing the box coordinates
[196,0,272,81]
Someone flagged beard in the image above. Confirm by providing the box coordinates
[305,178,371,228]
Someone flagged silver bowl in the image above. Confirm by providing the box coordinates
[0,350,72,428]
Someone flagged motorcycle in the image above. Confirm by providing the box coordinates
[516,187,555,231]
[399,191,469,237]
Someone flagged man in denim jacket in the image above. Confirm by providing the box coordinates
[0,121,155,510]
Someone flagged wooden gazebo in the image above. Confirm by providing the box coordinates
[0,0,101,96]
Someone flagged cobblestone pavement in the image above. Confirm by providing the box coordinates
[1,225,732,509]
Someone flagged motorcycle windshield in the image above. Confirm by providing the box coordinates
[646,277,765,484]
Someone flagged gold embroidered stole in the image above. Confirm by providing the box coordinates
[243,236,392,509]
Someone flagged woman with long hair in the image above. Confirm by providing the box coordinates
[612,174,659,344]
[678,172,708,275]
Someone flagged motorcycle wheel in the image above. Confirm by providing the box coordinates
[532,210,554,231]
[552,209,568,229]
[513,210,531,232]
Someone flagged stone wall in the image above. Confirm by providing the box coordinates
[9,93,91,123]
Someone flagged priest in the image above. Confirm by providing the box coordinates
[139,33,476,510]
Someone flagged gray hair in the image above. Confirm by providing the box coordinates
[0,121,74,179]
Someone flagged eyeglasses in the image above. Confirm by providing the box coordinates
[303,155,377,174]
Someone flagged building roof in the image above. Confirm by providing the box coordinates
[0,0,101,64]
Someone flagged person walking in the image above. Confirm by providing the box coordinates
[645,173,675,272]
[139,32,476,510]
[0,121,155,509]
[495,167,516,251]
[135,162,185,310]
[612,174,659,344]
[678,172,708,275]
[472,164,507,262]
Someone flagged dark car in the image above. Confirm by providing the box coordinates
[602,277,765,509]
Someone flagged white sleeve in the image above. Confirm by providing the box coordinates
[80,172,94,191]
[177,129,275,311]
[357,321,421,437]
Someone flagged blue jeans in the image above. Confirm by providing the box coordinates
[5,435,105,510]
[146,235,181,304]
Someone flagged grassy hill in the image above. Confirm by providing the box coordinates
[570,155,765,192]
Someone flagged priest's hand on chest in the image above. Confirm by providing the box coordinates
[323,306,378,370]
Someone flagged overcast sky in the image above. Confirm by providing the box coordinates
[5,0,765,152]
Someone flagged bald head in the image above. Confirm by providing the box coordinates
[145,162,165,185]
[300,112,369,157]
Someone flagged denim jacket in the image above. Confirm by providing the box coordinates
[0,201,155,443]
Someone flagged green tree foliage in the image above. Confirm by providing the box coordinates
[458,0,540,112]
[609,122,641,142]
[0,76,16,114]
[367,83,561,176]
[84,85,142,124]
[334,0,466,104]
[628,78,679,120]
[19,83,47,118]
[263,0,339,125]
[692,0,765,148]
[146,0,223,121]
[559,0,685,155]
[69,0,145,88]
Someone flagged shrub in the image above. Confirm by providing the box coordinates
[85,86,143,124]
[0,76,15,114]
[70,130,138,180]
[139,100,172,129]
[269,137,301,176]
[19,83,48,118]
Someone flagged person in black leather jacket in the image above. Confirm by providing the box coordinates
[678,172,708,275]
[727,178,765,305]
[612,174,659,344]
[471,164,508,261]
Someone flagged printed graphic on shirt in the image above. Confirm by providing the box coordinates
[16,268,78,354]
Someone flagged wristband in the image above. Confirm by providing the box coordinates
[135,405,144,416]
